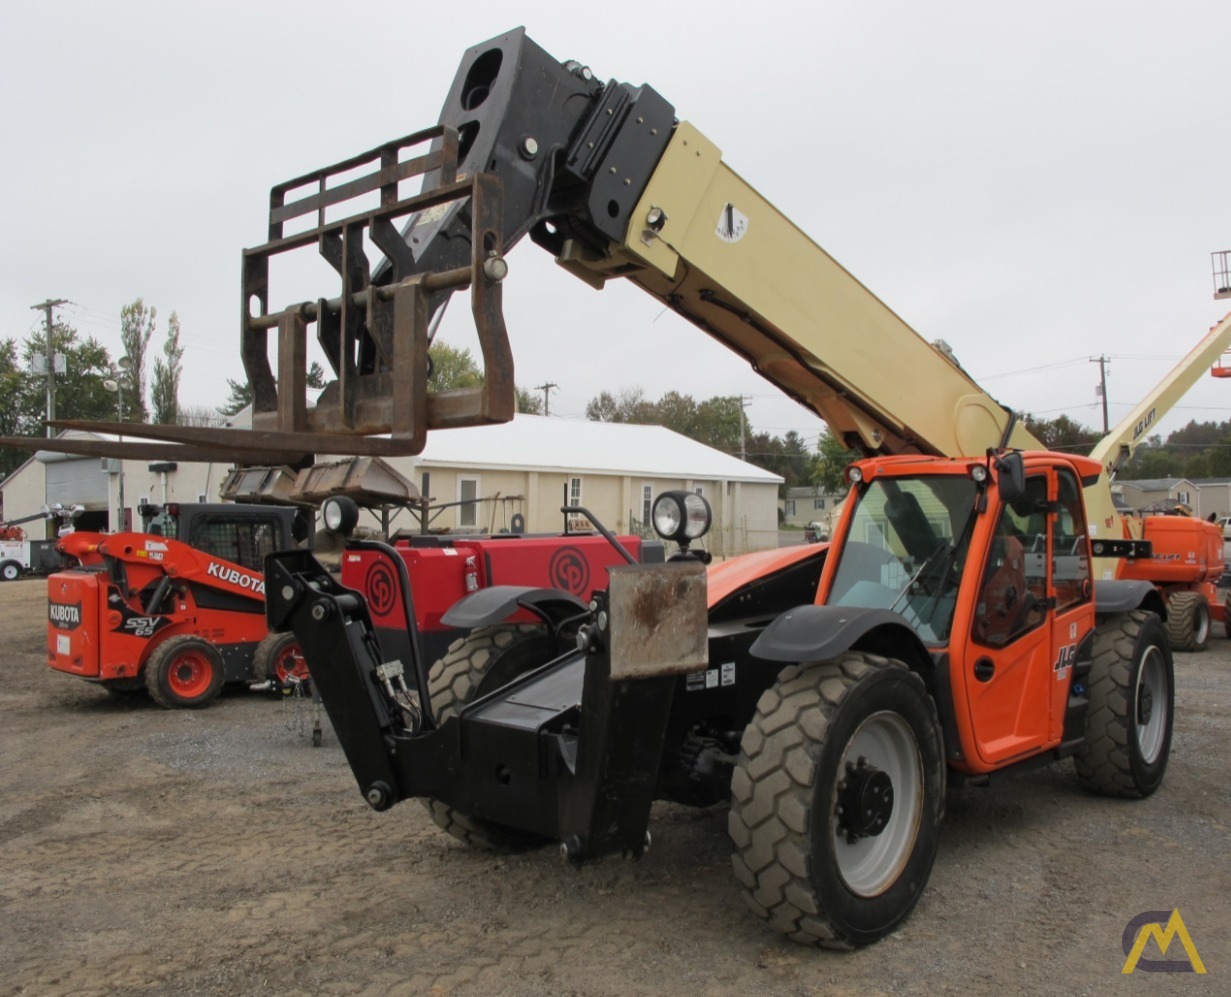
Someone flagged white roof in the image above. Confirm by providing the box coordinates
[416,415,782,484]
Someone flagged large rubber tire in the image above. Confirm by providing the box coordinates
[422,624,559,851]
[0,561,21,582]
[252,631,309,690]
[144,635,225,709]
[1165,591,1210,652]
[729,652,945,948]
[1074,611,1173,798]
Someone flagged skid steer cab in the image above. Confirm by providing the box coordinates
[48,502,308,708]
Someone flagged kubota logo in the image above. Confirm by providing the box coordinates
[49,601,82,630]
[1122,909,1206,974]
[205,561,265,595]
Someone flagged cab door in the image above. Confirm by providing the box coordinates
[1045,467,1096,742]
[959,472,1056,767]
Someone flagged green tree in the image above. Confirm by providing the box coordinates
[1022,413,1101,452]
[151,311,184,424]
[583,387,745,454]
[516,386,543,415]
[0,323,116,475]
[428,342,483,389]
[1205,437,1231,477]
[0,338,27,476]
[218,361,328,418]
[811,428,852,495]
[119,298,157,421]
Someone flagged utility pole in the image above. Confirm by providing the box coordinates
[737,395,752,461]
[1090,355,1109,434]
[30,298,69,437]
[535,381,558,416]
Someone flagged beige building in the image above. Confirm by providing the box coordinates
[2,414,783,557]
[358,415,783,557]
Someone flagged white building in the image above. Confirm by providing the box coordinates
[1,414,783,556]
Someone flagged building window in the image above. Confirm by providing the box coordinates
[785,500,796,517]
[814,497,826,510]
[458,476,479,528]
[641,483,653,526]
[569,476,583,507]
[1177,490,1190,505]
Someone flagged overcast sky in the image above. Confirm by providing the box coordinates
[3,1,1229,457]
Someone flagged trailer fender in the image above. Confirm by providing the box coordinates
[1094,579,1167,619]
[441,585,588,631]
[750,604,934,673]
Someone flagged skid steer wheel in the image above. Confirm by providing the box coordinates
[729,652,945,948]
[252,631,309,691]
[1075,611,1173,798]
[423,624,560,852]
[1,560,21,582]
[144,635,225,709]
[1165,591,1209,652]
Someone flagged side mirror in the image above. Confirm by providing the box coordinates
[994,452,1025,504]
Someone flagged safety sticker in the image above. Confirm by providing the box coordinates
[721,662,736,686]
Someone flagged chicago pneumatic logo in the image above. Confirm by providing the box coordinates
[49,601,83,631]
[549,546,590,596]
[366,561,398,618]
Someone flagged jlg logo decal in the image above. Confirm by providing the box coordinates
[1053,643,1078,680]
[205,561,265,595]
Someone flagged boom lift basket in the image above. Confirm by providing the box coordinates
[1214,249,1231,301]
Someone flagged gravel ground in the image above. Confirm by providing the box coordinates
[2,575,1229,995]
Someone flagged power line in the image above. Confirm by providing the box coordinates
[534,381,558,416]
[29,298,68,438]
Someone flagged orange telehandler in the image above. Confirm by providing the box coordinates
[17,28,1223,947]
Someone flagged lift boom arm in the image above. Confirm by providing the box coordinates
[32,27,1041,464]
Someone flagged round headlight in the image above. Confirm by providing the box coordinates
[970,464,989,483]
[652,491,712,543]
[322,496,359,535]
[847,466,863,484]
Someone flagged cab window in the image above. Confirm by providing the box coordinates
[1053,469,1091,611]
[188,515,281,572]
[973,476,1048,647]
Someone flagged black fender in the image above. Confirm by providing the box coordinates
[750,604,934,673]
[1094,579,1167,620]
[441,585,588,630]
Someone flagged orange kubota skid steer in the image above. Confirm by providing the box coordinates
[47,503,306,708]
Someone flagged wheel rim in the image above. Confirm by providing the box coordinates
[273,642,309,684]
[832,710,924,897]
[3,566,16,580]
[1193,602,1210,645]
[1134,645,1168,764]
[167,650,214,699]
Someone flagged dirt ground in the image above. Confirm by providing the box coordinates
[2,576,1228,997]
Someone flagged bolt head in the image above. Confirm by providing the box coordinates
[520,136,539,159]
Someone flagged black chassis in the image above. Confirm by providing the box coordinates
[265,547,753,863]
